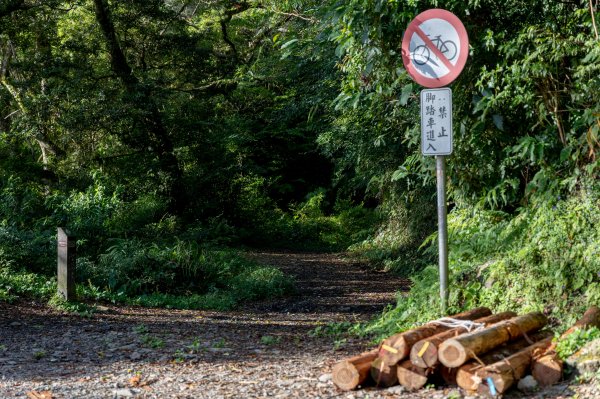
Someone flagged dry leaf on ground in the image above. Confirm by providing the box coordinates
[26,391,53,399]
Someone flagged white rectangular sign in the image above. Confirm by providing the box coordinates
[421,88,452,156]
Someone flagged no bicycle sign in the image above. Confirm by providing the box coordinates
[401,9,469,313]
[401,9,469,88]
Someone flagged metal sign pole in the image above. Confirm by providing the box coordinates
[436,155,449,314]
[404,8,468,316]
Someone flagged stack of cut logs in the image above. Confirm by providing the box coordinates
[332,306,600,396]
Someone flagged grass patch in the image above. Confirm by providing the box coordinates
[1,244,295,312]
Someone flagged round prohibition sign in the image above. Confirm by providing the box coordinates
[401,9,469,88]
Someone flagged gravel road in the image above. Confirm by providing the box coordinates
[0,251,597,398]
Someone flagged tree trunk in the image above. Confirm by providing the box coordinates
[454,330,553,391]
[410,311,516,368]
[93,0,187,214]
[378,307,492,365]
[438,312,547,368]
[475,337,553,395]
[532,306,600,386]
[332,349,378,391]
[370,357,398,388]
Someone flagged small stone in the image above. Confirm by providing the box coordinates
[318,373,332,383]
[114,388,135,398]
[386,385,406,394]
[129,352,142,360]
[567,338,600,377]
[517,375,539,393]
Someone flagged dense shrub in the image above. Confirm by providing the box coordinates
[361,186,600,340]
[79,238,295,301]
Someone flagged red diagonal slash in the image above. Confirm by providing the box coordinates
[414,26,455,72]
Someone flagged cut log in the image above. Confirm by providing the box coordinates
[410,311,517,368]
[475,337,553,395]
[332,349,378,391]
[370,357,398,387]
[379,307,492,365]
[531,354,562,388]
[438,312,548,368]
[532,306,600,387]
[396,360,429,390]
[454,330,553,391]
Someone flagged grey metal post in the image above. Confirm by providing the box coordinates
[57,228,76,301]
[436,156,449,314]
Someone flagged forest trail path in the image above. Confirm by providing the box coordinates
[0,251,414,399]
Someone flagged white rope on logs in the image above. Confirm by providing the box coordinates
[428,317,486,332]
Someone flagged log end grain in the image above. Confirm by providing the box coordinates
[332,361,361,391]
[378,338,407,366]
[370,357,398,387]
[410,340,438,368]
[332,349,378,391]
[439,339,468,368]
[532,354,563,386]
[396,360,429,391]
[479,372,514,395]
[455,363,484,391]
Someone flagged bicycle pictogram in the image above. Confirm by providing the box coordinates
[412,35,457,66]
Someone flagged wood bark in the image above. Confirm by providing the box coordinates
[474,337,553,395]
[378,307,492,365]
[370,357,398,388]
[532,306,600,386]
[396,360,429,391]
[410,311,517,368]
[453,330,553,391]
[438,312,547,368]
[332,349,378,391]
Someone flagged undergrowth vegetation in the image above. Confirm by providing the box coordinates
[0,179,299,310]
[358,184,600,340]
[0,175,374,311]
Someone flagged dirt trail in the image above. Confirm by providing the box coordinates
[0,251,411,399]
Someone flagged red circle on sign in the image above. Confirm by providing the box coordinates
[401,9,468,88]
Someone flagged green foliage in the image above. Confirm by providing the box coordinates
[323,1,600,210]
[80,238,295,304]
[310,321,354,338]
[233,179,379,250]
[260,335,281,345]
[0,264,55,301]
[48,294,97,317]
[362,186,600,339]
[556,327,600,361]
[349,191,435,274]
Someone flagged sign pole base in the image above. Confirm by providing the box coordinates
[436,155,449,314]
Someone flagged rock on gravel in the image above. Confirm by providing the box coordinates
[517,375,539,393]
[567,338,600,377]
